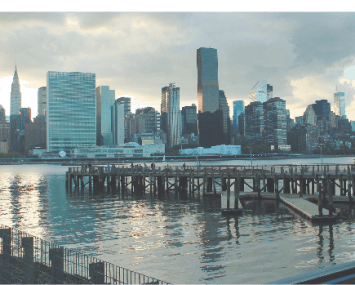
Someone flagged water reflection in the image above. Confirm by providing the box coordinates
[3,162,355,283]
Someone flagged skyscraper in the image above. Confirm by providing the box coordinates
[0,105,10,148]
[249,80,273,103]
[116,97,131,116]
[181,104,197,135]
[10,65,21,116]
[96,86,115,146]
[111,101,124,146]
[233,100,244,132]
[161,86,169,134]
[197,47,219,113]
[312,100,331,121]
[37,86,47,116]
[264,97,287,146]
[303,105,316,126]
[244,101,265,143]
[136,107,160,133]
[46,71,96,153]
[334,91,346,117]
[219,90,230,144]
[161,83,181,147]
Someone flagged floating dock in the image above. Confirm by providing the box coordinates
[279,195,336,222]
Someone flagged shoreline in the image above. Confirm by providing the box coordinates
[0,154,354,165]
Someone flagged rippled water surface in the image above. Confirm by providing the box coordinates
[1,157,355,283]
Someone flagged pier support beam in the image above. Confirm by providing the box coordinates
[283,177,290,194]
[207,177,213,192]
[267,178,274,193]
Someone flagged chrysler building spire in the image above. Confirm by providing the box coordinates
[10,65,21,115]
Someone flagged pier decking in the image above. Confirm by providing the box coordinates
[66,163,355,222]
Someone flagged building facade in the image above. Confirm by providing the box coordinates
[197,47,219,113]
[287,124,319,153]
[219,90,230,144]
[167,84,181,147]
[37,86,47,116]
[136,107,160,134]
[24,115,46,153]
[46,71,96,153]
[312,100,331,121]
[303,105,316,126]
[263,97,287,146]
[96,86,115,146]
[161,83,182,147]
[181,104,197,135]
[111,101,124,146]
[116,97,131,117]
[198,110,224,148]
[0,105,10,149]
[244,101,265,143]
[71,142,165,159]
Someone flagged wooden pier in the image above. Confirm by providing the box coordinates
[65,163,355,221]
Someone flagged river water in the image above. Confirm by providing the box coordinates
[1,156,355,283]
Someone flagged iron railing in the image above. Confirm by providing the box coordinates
[0,224,169,284]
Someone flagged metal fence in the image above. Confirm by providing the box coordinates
[0,224,169,284]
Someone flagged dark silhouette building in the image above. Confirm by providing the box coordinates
[182,104,197,135]
[198,110,224,148]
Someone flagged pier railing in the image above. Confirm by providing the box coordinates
[0,224,169,284]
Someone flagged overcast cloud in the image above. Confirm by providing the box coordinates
[1,12,355,119]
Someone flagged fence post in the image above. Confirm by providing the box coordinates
[0,228,12,283]
[89,262,105,284]
[49,247,64,283]
[22,237,35,284]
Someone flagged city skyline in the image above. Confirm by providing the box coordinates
[1,13,355,120]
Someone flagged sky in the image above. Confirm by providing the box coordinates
[1,10,355,120]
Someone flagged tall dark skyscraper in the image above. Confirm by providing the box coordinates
[197,47,219,113]
[219,90,230,144]
[197,47,224,147]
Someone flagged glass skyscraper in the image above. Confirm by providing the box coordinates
[197,47,219,113]
[161,83,181,147]
[334,91,346,117]
[46,71,96,153]
[96,86,115,146]
[249,80,273,103]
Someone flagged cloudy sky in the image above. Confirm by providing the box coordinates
[1,12,355,120]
